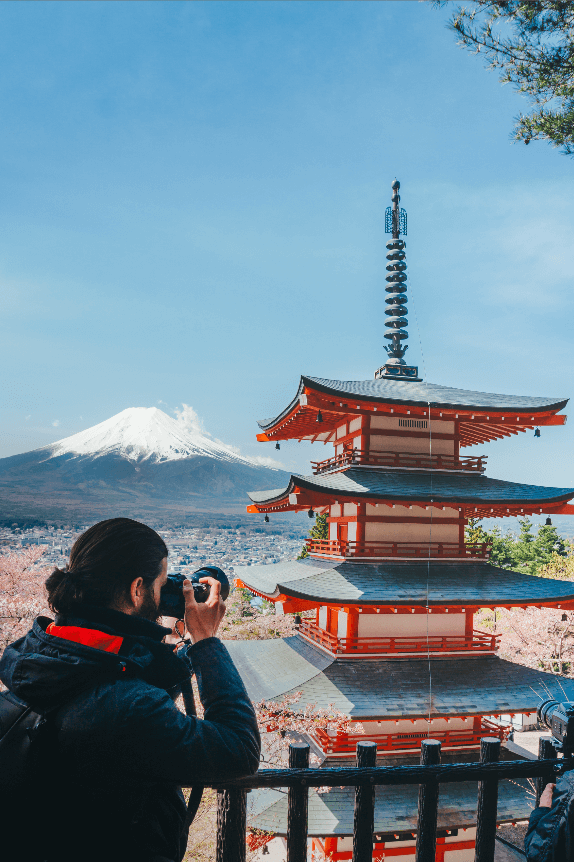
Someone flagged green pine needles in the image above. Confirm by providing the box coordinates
[465,515,568,574]
[436,1,574,156]
[298,512,328,559]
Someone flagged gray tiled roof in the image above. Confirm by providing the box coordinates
[225,637,574,718]
[248,467,574,506]
[257,375,568,430]
[248,776,532,835]
[235,557,574,605]
[222,636,332,702]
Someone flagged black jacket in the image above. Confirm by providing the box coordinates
[525,771,574,861]
[0,606,260,862]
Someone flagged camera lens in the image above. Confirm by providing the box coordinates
[538,699,560,729]
[159,566,230,619]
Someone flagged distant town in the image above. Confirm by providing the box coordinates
[0,522,310,578]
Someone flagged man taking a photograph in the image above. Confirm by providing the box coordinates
[0,517,260,862]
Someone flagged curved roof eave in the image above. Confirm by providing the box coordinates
[248,469,574,507]
[225,637,574,719]
[256,376,568,431]
[235,558,574,607]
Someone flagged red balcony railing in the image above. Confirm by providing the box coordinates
[298,620,500,656]
[306,539,491,560]
[310,449,487,475]
[314,718,511,756]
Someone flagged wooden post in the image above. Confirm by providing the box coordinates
[216,788,247,862]
[287,742,310,862]
[535,736,557,806]
[474,737,501,862]
[415,740,441,862]
[352,741,377,862]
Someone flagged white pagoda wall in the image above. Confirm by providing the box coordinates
[325,609,467,639]
[357,716,471,734]
[356,612,465,638]
[364,520,459,543]
[329,504,461,546]
[333,830,477,862]
[368,415,455,456]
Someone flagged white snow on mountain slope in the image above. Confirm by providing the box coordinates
[48,407,270,467]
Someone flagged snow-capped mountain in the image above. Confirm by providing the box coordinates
[0,407,287,520]
[49,407,262,466]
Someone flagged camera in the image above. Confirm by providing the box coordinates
[159,566,230,619]
[538,699,574,756]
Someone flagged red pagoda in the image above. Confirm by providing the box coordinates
[227,180,574,862]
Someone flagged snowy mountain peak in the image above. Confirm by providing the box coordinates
[49,406,260,466]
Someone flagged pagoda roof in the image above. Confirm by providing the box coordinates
[256,376,568,446]
[247,467,574,512]
[259,377,568,428]
[249,766,532,835]
[225,636,574,718]
[234,557,574,607]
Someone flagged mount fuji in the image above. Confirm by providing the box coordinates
[0,407,288,521]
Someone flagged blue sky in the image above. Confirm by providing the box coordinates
[1,0,573,508]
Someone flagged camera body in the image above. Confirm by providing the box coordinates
[159,566,230,619]
[538,699,574,756]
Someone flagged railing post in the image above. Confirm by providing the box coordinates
[415,739,441,862]
[216,788,247,862]
[287,742,310,862]
[474,736,501,862]
[352,740,377,862]
[535,736,557,806]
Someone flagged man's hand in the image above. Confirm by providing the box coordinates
[539,783,555,808]
[184,577,226,645]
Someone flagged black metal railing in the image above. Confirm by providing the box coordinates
[204,737,562,862]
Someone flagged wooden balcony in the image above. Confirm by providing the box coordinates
[298,620,501,657]
[306,539,492,560]
[310,448,487,475]
[313,718,511,757]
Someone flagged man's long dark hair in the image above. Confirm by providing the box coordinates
[45,517,168,614]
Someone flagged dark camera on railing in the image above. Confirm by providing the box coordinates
[538,699,574,755]
[159,566,230,619]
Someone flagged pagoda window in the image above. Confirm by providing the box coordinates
[318,606,328,630]
[336,423,347,439]
[398,418,428,429]
[330,503,342,517]
[370,416,455,433]
[349,418,361,433]
[343,503,357,516]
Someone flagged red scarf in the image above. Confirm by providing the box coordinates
[46,623,123,655]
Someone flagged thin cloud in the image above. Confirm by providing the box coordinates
[250,454,289,470]
[173,403,209,437]
[171,403,288,470]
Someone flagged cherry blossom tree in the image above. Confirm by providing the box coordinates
[0,547,51,651]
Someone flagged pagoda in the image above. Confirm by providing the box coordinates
[227,180,574,862]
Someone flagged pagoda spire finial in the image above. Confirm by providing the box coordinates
[374,179,421,382]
